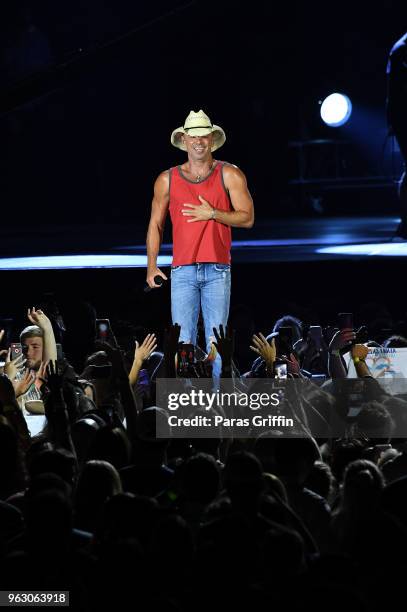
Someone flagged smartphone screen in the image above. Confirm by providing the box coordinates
[275,363,288,379]
[11,343,23,361]
[177,343,195,375]
[96,318,119,347]
[96,319,110,340]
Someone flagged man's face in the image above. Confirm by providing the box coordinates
[23,336,43,370]
[182,133,213,161]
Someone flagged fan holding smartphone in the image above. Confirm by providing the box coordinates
[7,308,59,414]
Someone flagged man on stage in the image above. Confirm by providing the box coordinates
[387,32,407,238]
[146,109,254,376]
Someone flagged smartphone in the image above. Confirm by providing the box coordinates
[276,327,293,357]
[96,319,110,340]
[96,318,118,347]
[138,369,149,385]
[11,342,23,361]
[338,312,354,330]
[177,343,195,376]
[274,363,288,379]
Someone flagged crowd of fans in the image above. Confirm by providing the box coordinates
[1,300,407,610]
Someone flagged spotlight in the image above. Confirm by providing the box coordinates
[320,93,352,127]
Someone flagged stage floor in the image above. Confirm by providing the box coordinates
[0,216,406,270]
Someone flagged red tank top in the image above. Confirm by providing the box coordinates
[169,161,232,266]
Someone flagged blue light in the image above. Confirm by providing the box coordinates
[0,254,173,271]
[317,243,407,257]
[320,93,352,127]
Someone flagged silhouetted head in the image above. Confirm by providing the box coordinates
[223,451,264,508]
[180,453,220,505]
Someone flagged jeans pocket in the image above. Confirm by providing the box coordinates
[171,265,182,273]
[213,264,231,272]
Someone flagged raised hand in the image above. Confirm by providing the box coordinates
[164,323,181,355]
[27,307,52,330]
[35,360,50,391]
[129,333,158,388]
[95,340,127,381]
[212,324,234,366]
[182,195,215,222]
[351,344,369,361]
[4,350,26,381]
[13,369,35,398]
[205,339,218,364]
[250,333,276,367]
[161,324,181,377]
[193,356,214,378]
[350,344,371,379]
[283,352,302,377]
[329,328,355,353]
[46,360,63,395]
[134,334,157,365]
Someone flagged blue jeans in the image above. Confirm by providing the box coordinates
[171,263,231,378]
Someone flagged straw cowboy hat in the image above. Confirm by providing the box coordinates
[171,109,226,152]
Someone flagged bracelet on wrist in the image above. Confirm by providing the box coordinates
[210,208,216,220]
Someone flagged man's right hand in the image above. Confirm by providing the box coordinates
[146,268,168,289]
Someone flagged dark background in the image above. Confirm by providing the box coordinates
[1,0,405,229]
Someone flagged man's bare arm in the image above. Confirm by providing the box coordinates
[146,171,170,287]
[27,308,57,364]
[181,165,254,228]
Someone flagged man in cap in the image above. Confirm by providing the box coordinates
[146,110,254,376]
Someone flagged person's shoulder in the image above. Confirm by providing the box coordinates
[154,169,171,193]
[220,162,247,184]
[221,161,240,174]
[155,169,171,183]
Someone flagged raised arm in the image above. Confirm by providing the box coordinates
[27,308,57,364]
[351,344,371,378]
[328,328,355,380]
[146,171,170,288]
[129,334,157,387]
[182,165,255,228]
